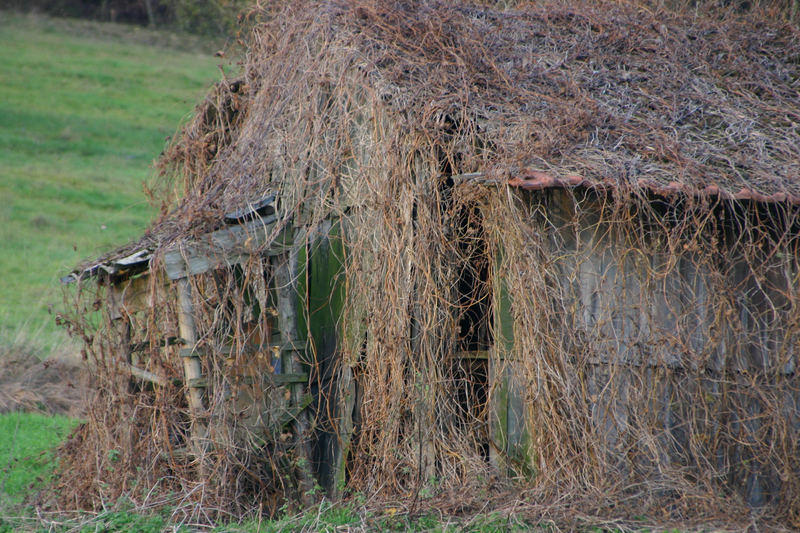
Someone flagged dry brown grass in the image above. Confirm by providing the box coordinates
[0,344,86,418]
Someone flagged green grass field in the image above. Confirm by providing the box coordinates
[0,10,221,525]
[0,11,220,351]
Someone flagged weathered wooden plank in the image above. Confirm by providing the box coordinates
[162,216,291,280]
[270,393,314,434]
[505,365,531,476]
[177,278,205,413]
[490,251,532,474]
[298,219,355,496]
[125,364,178,387]
[178,340,303,359]
[271,373,309,385]
[187,377,208,389]
[454,350,489,360]
[334,365,355,497]
[224,194,276,225]
[489,354,508,468]
[225,373,307,386]
[176,277,208,472]
[490,250,511,468]
[108,274,152,320]
[62,248,152,285]
[179,347,204,358]
[142,372,308,389]
[303,219,350,494]
[130,336,184,353]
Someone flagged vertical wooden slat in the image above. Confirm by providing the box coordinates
[176,276,208,470]
[490,246,532,475]
[304,220,351,496]
[272,229,316,504]
[334,365,355,497]
[177,277,205,415]
[120,318,135,393]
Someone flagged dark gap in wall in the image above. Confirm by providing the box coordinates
[437,142,492,461]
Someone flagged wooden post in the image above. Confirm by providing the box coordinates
[333,365,355,498]
[176,277,207,459]
[272,234,316,504]
[121,319,134,393]
[142,0,157,27]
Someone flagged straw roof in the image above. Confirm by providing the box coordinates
[78,0,800,273]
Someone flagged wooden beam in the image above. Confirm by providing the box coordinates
[272,373,308,385]
[187,377,208,389]
[270,393,313,434]
[130,336,184,353]
[127,372,307,390]
[333,365,355,498]
[162,216,292,280]
[224,194,276,224]
[178,340,304,359]
[454,350,489,360]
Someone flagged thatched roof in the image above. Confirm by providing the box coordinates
[72,0,800,278]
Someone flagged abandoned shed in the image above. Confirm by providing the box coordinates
[58,0,800,525]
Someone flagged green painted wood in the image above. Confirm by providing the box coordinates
[302,219,348,495]
[491,248,534,478]
[309,220,346,360]
[296,234,309,340]
[320,220,348,494]
[491,268,512,464]
[272,373,309,385]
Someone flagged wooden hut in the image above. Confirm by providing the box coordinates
[60,0,800,525]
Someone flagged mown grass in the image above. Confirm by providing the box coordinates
[0,10,220,351]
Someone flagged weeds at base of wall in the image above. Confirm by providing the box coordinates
[4,498,679,533]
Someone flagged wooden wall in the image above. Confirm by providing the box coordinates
[490,189,800,505]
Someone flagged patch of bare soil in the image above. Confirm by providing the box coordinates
[0,350,87,418]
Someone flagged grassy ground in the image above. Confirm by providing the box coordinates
[0,413,79,505]
[0,10,220,351]
[1,498,541,532]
